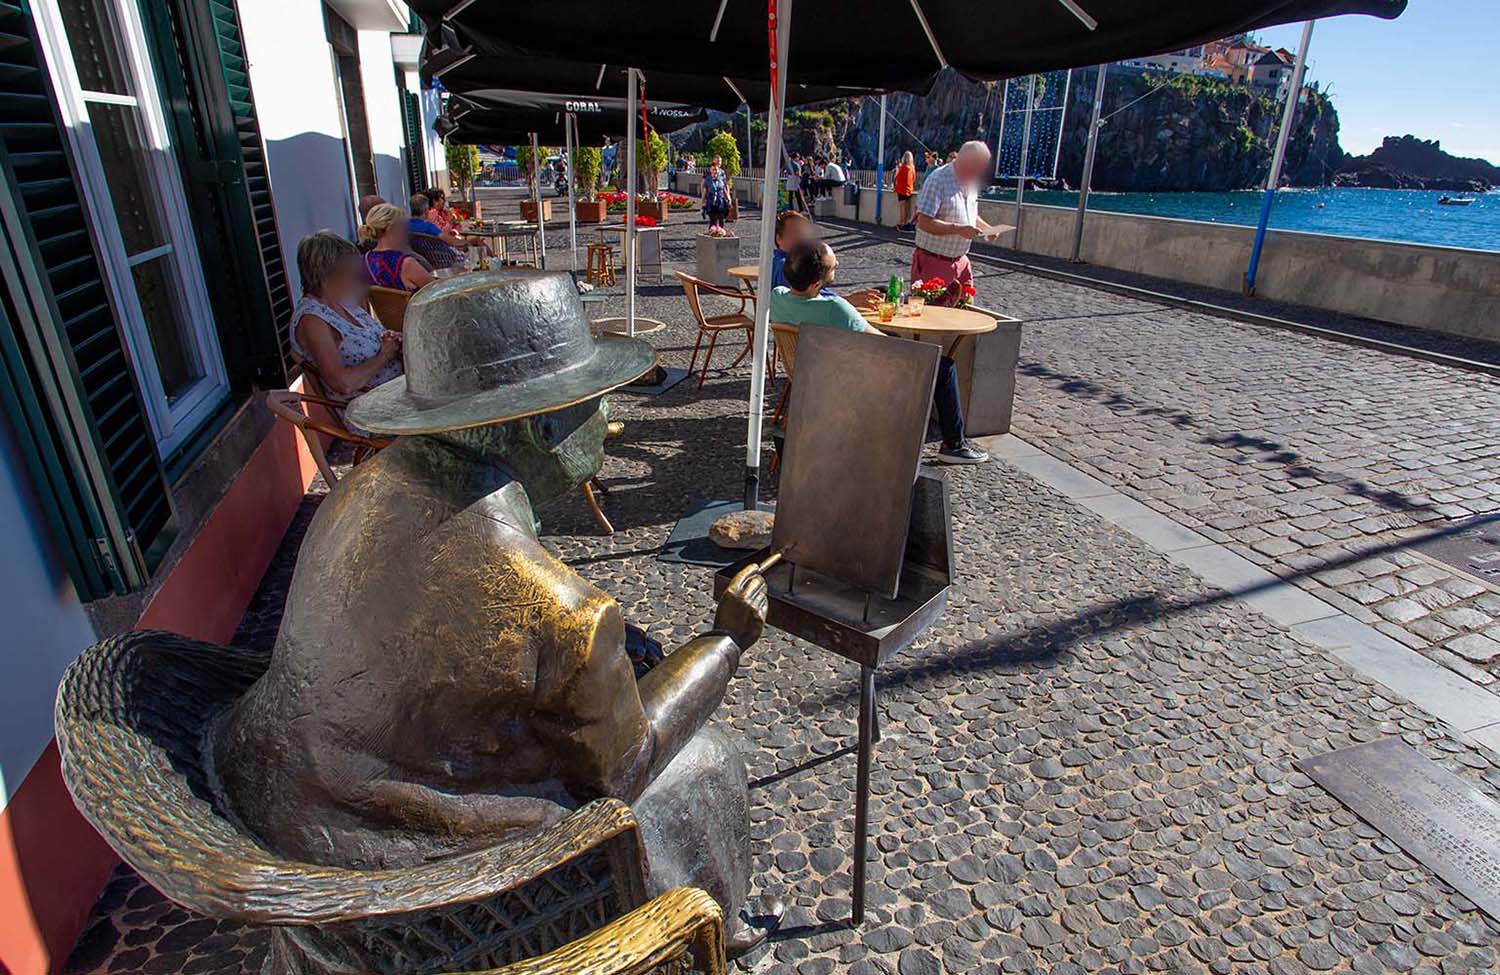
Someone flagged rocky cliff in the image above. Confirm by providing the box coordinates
[672,66,1345,192]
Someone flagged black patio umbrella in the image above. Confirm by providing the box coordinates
[444,89,708,145]
[429,50,876,112]
[414,0,1404,92]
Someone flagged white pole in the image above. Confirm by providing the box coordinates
[746,104,753,171]
[1015,74,1035,250]
[531,131,547,269]
[1245,20,1315,294]
[874,93,887,223]
[565,113,578,271]
[745,0,791,508]
[1071,63,1107,263]
[625,67,638,337]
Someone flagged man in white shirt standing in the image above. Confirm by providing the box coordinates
[911,141,1005,306]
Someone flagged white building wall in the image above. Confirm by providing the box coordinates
[422,85,448,190]
[0,434,97,807]
[358,29,408,202]
[239,0,357,297]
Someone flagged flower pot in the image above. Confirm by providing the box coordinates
[520,199,552,222]
[575,199,607,224]
[695,234,741,287]
[638,199,668,223]
[452,199,479,219]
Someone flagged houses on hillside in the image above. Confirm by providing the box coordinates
[1122,33,1302,104]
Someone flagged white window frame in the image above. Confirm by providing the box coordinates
[32,0,229,458]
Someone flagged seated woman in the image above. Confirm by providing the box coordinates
[360,203,435,292]
[291,231,404,399]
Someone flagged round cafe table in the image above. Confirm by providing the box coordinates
[727,264,759,284]
[860,303,997,356]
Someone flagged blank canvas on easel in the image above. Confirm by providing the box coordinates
[772,327,939,597]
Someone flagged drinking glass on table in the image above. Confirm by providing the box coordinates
[906,295,925,317]
[877,301,896,323]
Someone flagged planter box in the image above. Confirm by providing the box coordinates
[575,199,607,224]
[452,199,480,219]
[520,199,552,222]
[695,234,741,287]
[638,199,669,223]
[953,316,1023,437]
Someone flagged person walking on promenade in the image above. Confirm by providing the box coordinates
[894,151,917,230]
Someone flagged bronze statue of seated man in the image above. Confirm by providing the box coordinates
[215,271,777,952]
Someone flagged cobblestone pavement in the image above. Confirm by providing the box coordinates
[66,200,1500,974]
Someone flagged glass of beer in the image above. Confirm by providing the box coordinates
[877,301,896,323]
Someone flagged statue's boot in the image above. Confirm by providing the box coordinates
[632,724,782,956]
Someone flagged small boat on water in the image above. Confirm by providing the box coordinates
[1437,195,1475,206]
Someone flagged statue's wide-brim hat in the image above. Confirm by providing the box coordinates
[347,270,655,435]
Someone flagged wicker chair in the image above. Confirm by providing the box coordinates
[369,286,412,331]
[54,631,692,975]
[767,324,800,475]
[411,232,465,270]
[478,886,725,975]
[675,272,753,389]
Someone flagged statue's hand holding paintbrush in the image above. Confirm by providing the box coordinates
[714,548,786,651]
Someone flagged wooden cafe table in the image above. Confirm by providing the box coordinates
[860,303,997,356]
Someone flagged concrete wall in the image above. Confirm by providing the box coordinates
[678,169,1499,341]
[974,201,1500,343]
[357,29,408,204]
[240,0,357,296]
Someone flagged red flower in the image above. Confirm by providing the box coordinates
[962,284,977,297]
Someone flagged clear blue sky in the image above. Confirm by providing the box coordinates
[1256,0,1496,164]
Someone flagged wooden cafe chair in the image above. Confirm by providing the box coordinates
[368,285,412,331]
[768,322,800,474]
[675,271,754,389]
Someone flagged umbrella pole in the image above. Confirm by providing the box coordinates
[1245,20,1314,296]
[566,113,578,271]
[626,67,638,337]
[746,104,753,173]
[1015,74,1035,250]
[746,0,791,510]
[874,93,887,223]
[1071,63,1107,263]
[531,131,548,269]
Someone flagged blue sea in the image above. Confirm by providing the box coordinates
[982,186,1500,252]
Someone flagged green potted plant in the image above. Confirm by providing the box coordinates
[446,143,479,201]
[635,130,671,222]
[572,145,605,223]
[516,144,554,222]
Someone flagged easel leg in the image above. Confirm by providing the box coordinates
[852,664,876,926]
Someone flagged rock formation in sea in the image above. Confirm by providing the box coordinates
[1333,136,1495,192]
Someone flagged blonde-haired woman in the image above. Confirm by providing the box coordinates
[360,203,434,292]
[894,151,917,230]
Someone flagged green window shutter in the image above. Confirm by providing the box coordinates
[401,85,427,195]
[0,0,176,596]
[136,0,291,390]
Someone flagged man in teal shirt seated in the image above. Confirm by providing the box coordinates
[769,241,871,332]
[769,241,988,465]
